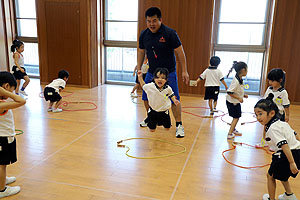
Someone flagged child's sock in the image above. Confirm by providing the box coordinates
[21,87,25,91]
[176,121,182,127]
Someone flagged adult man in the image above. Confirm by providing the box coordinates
[137,7,189,138]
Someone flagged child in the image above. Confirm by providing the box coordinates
[131,57,149,98]
[264,68,290,122]
[44,70,69,113]
[10,39,30,96]
[225,61,248,139]
[192,56,228,115]
[0,71,26,198]
[254,94,300,200]
[138,68,180,131]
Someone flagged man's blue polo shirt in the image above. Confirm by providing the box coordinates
[139,24,181,74]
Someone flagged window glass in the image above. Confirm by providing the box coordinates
[105,22,137,41]
[15,0,36,18]
[17,19,37,37]
[22,43,39,76]
[106,0,138,21]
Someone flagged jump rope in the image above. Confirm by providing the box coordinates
[39,90,98,111]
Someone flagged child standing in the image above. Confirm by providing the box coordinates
[192,56,228,115]
[225,61,248,139]
[264,68,290,122]
[131,58,149,98]
[10,40,30,96]
[254,95,300,200]
[0,71,26,198]
[138,68,180,132]
[43,70,69,113]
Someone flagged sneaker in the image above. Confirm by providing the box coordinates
[5,177,16,185]
[47,108,53,112]
[233,129,242,136]
[262,194,270,200]
[176,124,184,138]
[278,193,297,200]
[210,111,214,115]
[255,143,269,148]
[19,90,28,96]
[140,120,148,127]
[130,93,138,98]
[52,108,63,113]
[227,133,235,139]
[0,186,20,198]
[213,108,218,112]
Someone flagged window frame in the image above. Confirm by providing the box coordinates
[211,0,273,94]
[103,0,138,84]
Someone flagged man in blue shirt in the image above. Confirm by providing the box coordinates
[137,7,189,138]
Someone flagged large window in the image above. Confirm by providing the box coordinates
[14,0,39,77]
[213,0,271,93]
[104,0,138,83]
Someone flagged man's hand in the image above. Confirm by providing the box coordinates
[182,71,189,85]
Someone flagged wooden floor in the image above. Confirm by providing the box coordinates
[7,79,300,200]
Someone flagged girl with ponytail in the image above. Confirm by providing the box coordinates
[10,39,30,96]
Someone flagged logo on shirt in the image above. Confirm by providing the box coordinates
[159,36,166,42]
[275,96,282,104]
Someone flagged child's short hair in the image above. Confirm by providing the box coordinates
[0,71,17,88]
[58,70,69,79]
[210,56,221,67]
[267,68,285,87]
[226,61,247,77]
[154,68,169,79]
[254,93,279,115]
[11,39,24,53]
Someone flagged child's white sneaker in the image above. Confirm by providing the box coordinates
[52,108,63,113]
[233,129,242,136]
[130,93,138,98]
[19,90,28,96]
[5,177,16,185]
[0,186,20,198]
[227,133,235,139]
[278,193,297,200]
[262,194,270,200]
[139,120,148,127]
[47,108,53,112]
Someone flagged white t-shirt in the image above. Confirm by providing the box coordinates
[226,75,244,104]
[264,87,290,115]
[0,109,15,137]
[265,118,300,152]
[142,82,174,112]
[200,67,224,87]
[46,78,66,93]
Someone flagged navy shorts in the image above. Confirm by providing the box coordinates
[12,66,27,80]
[204,86,220,101]
[268,149,300,181]
[0,137,17,165]
[226,100,241,118]
[44,87,62,102]
[135,73,147,84]
[142,71,180,102]
[147,108,171,130]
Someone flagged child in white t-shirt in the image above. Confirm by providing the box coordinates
[255,95,300,200]
[43,70,69,113]
[193,56,228,115]
[138,68,180,131]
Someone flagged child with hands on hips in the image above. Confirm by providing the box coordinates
[225,61,248,139]
[192,56,228,115]
[255,94,300,200]
[0,71,26,198]
[138,68,180,131]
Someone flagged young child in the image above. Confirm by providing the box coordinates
[131,57,149,98]
[44,70,69,113]
[225,61,248,139]
[0,71,26,198]
[192,56,228,115]
[138,68,180,131]
[264,68,290,122]
[254,94,300,200]
[10,39,30,96]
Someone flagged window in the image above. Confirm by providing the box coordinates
[213,0,271,93]
[104,0,138,83]
[14,0,39,77]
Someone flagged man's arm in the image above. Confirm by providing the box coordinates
[137,48,146,71]
[174,45,189,85]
